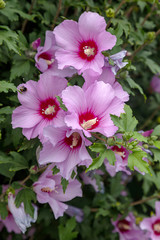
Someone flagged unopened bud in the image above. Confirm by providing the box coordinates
[0,0,6,9]
[143,144,149,149]
[106,8,115,18]
[107,137,115,146]
[29,165,38,174]
[145,32,156,43]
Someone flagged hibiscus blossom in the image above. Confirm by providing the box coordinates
[33,164,82,219]
[35,31,76,77]
[12,73,67,140]
[54,11,116,75]
[140,201,160,240]
[38,125,92,179]
[62,81,127,138]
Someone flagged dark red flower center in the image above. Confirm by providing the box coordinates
[111,145,126,160]
[78,40,98,61]
[38,52,54,65]
[39,98,59,120]
[79,112,99,130]
[152,219,160,235]
[117,219,131,233]
[65,132,82,149]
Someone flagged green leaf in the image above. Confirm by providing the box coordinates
[132,132,148,143]
[111,105,138,132]
[145,59,160,75]
[152,125,160,136]
[151,148,160,162]
[89,143,107,153]
[9,151,28,171]
[128,150,151,174]
[55,96,68,112]
[125,75,145,96]
[10,59,31,81]
[153,141,160,149]
[61,178,69,193]
[18,138,39,152]
[58,217,78,240]
[52,166,60,175]
[0,81,17,93]
[0,202,8,219]
[105,149,116,165]
[0,106,14,114]
[0,25,19,54]
[15,189,36,218]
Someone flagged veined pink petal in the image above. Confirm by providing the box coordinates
[97,31,117,51]
[49,198,68,219]
[54,20,81,51]
[78,12,107,40]
[12,106,41,128]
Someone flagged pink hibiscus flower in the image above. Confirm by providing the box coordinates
[140,201,160,240]
[12,73,67,140]
[33,164,82,219]
[38,125,92,179]
[112,213,149,240]
[62,81,127,138]
[54,11,116,75]
[35,31,76,77]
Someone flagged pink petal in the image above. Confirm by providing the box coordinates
[78,12,106,40]
[54,20,81,51]
[49,198,68,219]
[97,31,117,51]
[12,106,41,128]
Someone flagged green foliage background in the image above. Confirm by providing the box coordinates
[1,0,160,239]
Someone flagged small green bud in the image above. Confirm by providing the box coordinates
[29,165,38,174]
[128,145,134,150]
[148,140,154,145]
[0,0,6,9]
[143,144,149,149]
[105,8,115,18]
[145,32,156,43]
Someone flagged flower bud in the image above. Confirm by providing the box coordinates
[105,8,115,18]
[143,144,149,149]
[145,32,156,43]
[29,165,38,174]
[0,0,6,9]
[151,135,158,141]
[107,137,115,146]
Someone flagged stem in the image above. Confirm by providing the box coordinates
[141,3,156,27]
[51,0,62,30]
[124,5,135,18]
[138,105,160,130]
[106,0,126,30]
[21,0,36,33]
[92,133,107,143]
[130,42,147,61]
[131,195,160,207]
[20,174,31,185]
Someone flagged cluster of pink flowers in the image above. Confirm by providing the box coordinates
[112,201,160,240]
[10,11,130,233]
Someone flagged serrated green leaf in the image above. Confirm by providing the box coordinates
[58,217,78,240]
[55,96,68,111]
[145,59,160,75]
[0,106,14,114]
[10,59,31,81]
[111,105,138,132]
[15,189,36,218]
[0,81,17,93]
[126,75,145,96]
[86,151,107,172]
[132,132,148,143]
[0,202,8,220]
[105,149,116,165]
[61,178,69,194]
[128,150,150,174]
[9,151,28,171]
[89,143,107,153]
